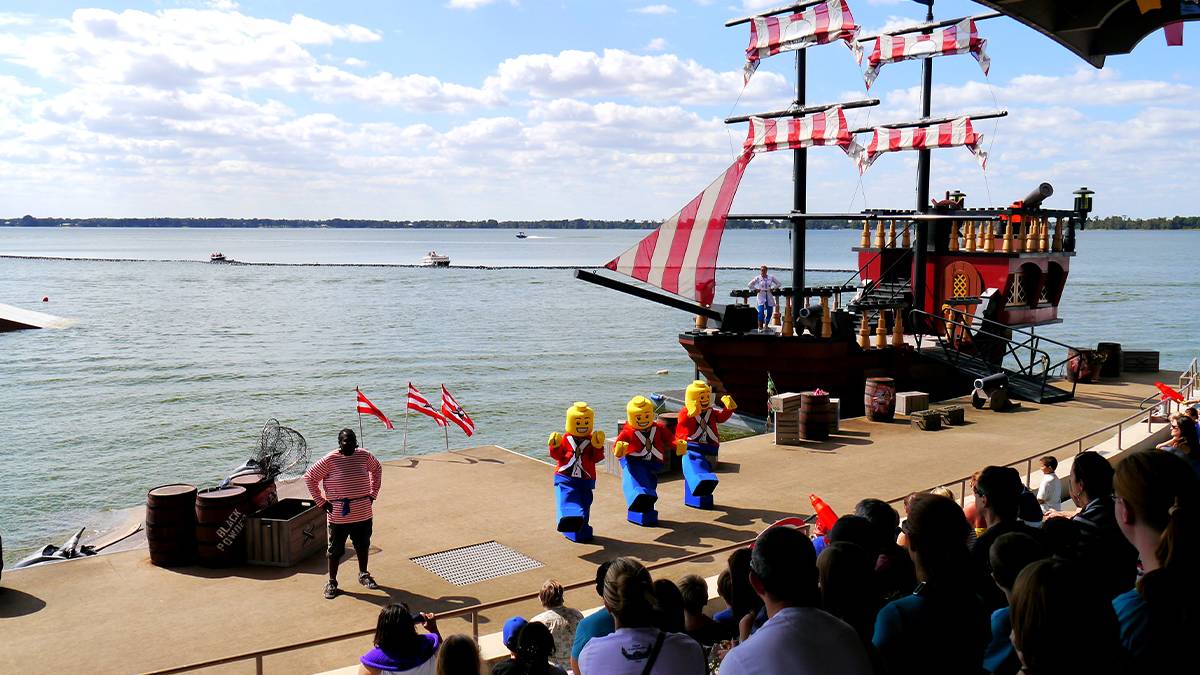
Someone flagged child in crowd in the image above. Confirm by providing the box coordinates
[1036,456,1062,513]
[982,532,1048,675]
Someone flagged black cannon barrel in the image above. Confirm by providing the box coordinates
[1022,183,1054,208]
[974,372,1009,392]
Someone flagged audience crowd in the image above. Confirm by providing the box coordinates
[359,428,1199,675]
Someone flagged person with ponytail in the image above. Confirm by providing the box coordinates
[576,557,704,674]
[1155,414,1200,476]
[873,493,990,675]
[1112,450,1200,673]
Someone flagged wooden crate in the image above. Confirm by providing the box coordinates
[245,498,327,567]
[769,392,805,413]
[1122,350,1159,372]
[896,391,929,415]
[933,404,965,426]
[910,410,942,431]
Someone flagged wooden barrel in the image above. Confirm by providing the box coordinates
[864,377,897,422]
[1097,342,1122,378]
[196,486,248,568]
[800,404,833,441]
[146,483,197,567]
[229,473,278,514]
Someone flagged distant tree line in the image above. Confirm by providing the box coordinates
[4,214,1195,230]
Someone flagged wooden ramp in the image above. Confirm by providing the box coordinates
[0,303,75,331]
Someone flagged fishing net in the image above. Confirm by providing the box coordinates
[256,418,309,481]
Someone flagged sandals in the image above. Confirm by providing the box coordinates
[359,572,380,590]
[323,580,339,599]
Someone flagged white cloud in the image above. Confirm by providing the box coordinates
[644,37,668,51]
[208,0,239,10]
[634,4,677,14]
[865,15,923,37]
[343,57,367,68]
[446,0,506,9]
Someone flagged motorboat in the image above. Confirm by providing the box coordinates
[421,251,451,267]
[516,231,528,239]
[210,252,227,262]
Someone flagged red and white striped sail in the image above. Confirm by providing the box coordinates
[604,152,752,306]
[853,116,987,174]
[862,18,990,89]
[744,0,862,84]
[743,107,855,155]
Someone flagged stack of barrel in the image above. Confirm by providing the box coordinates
[771,392,804,444]
[146,472,276,569]
[799,391,835,442]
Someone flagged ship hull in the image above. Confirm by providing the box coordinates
[679,331,975,418]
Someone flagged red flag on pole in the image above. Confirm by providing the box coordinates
[356,387,394,430]
[407,383,447,427]
[440,385,476,437]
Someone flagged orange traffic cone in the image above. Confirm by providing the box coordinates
[809,493,838,535]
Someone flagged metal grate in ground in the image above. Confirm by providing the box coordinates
[410,540,543,586]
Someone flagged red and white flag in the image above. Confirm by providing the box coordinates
[744,0,862,84]
[853,116,987,174]
[743,107,856,156]
[407,383,447,427]
[356,387,394,430]
[604,152,753,306]
[440,385,476,437]
[862,18,990,89]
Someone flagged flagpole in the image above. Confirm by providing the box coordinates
[403,405,410,454]
[357,386,365,449]
[443,422,449,452]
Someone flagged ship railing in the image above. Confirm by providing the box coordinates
[147,538,751,675]
[938,305,1083,390]
[908,308,1059,402]
[151,359,1200,675]
[898,355,1199,509]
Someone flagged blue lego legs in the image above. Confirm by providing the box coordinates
[554,474,595,542]
[621,457,659,526]
[683,444,718,509]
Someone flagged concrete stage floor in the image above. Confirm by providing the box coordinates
[0,372,1171,674]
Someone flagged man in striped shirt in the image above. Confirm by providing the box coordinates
[304,428,384,599]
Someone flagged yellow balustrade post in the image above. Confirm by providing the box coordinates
[964,221,976,252]
[887,220,897,248]
[985,222,995,253]
[1040,218,1050,252]
[1002,220,1013,253]
[782,295,794,336]
[874,220,886,249]
[859,310,871,348]
[875,310,888,348]
[860,220,870,248]
[820,295,832,338]
[902,221,911,249]
[695,310,708,329]
[948,221,960,251]
[1052,217,1063,252]
[891,308,905,347]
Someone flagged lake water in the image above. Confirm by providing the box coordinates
[1,227,1197,562]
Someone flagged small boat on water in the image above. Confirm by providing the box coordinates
[516,231,528,239]
[421,251,451,267]
[210,252,227,263]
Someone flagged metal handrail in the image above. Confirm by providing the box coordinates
[148,538,752,675]
[890,358,1199,506]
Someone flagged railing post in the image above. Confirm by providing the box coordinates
[472,611,479,641]
[256,655,264,675]
[1025,458,1032,487]
[959,478,966,506]
[1117,424,1122,452]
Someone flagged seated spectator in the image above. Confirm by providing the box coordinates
[678,574,730,647]
[1112,450,1200,674]
[499,617,527,664]
[972,466,1041,610]
[569,561,614,674]
[435,634,481,675]
[963,471,988,532]
[493,621,567,675]
[874,493,990,675]
[713,568,733,626]
[1044,451,1138,600]
[1017,482,1044,527]
[982,533,1048,675]
[928,486,954,501]
[1035,456,1062,513]
[529,579,582,672]
[1157,415,1200,476]
[719,526,872,675]
[360,603,441,675]
[1010,558,1127,675]
[712,547,763,634]
[828,515,878,559]
[854,498,917,602]
[817,542,881,645]
[652,579,685,633]
[577,557,704,674]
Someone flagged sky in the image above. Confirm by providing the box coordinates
[0,0,1196,220]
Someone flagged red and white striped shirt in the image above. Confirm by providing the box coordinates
[304,448,383,524]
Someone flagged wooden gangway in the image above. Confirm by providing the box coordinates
[0,302,74,331]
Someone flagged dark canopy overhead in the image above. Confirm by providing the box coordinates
[972,0,1199,67]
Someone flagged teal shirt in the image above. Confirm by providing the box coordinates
[874,590,989,675]
[1113,588,1149,658]
[570,609,615,660]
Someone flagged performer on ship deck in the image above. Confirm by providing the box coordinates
[304,428,383,600]
[748,265,781,330]
[613,395,685,526]
[675,380,736,509]
[548,402,606,543]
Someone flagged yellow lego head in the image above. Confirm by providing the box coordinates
[684,380,713,417]
[565,401,594,436]
[626,396,656,431]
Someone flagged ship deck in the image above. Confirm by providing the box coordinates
[0,371,1174,674]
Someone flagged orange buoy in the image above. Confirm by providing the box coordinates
[42,296,48,302]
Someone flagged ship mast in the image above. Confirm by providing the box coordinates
[792,47,808,317]
[913,2,934,320]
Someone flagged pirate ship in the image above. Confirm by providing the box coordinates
[577,0,1096,418]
